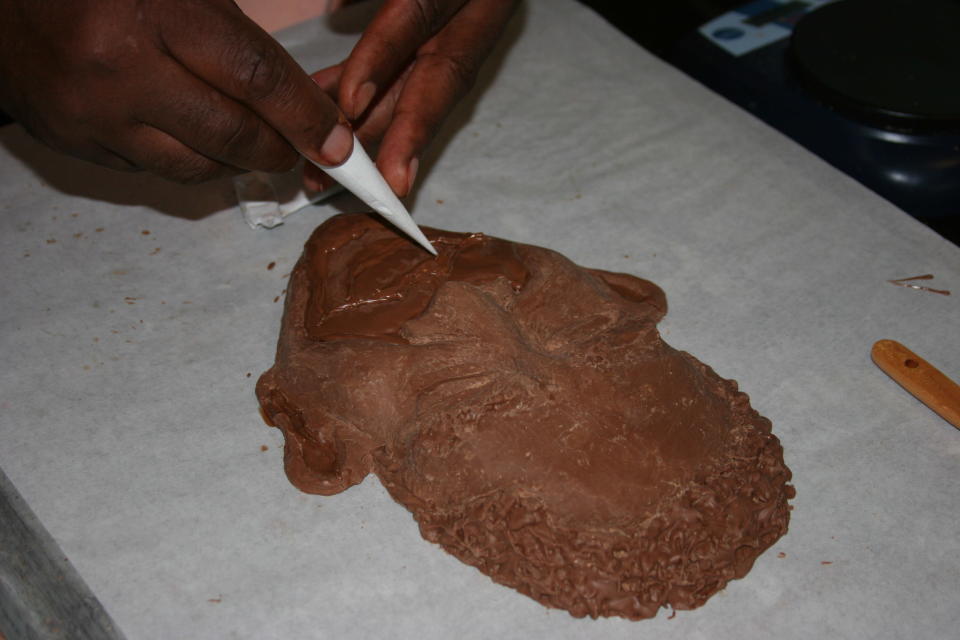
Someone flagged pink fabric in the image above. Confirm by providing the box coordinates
[235,0,341,34]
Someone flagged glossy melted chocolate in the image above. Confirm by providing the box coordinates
[257,213,794,620]
[304,222,529,343]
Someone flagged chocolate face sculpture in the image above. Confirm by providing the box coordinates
[257,213,794,620]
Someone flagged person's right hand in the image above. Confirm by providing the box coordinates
[306,0,519,198]
[0,0,354,183]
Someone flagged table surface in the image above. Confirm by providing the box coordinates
[1,1,958,639]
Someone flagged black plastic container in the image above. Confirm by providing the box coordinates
[668,0,960,242]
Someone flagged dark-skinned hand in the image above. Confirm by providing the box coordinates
[0,0,354,183]
[307,0,520,197]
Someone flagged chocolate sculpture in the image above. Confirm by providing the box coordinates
[257,213,794,620]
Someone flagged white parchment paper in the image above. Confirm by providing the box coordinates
[1,1,958,638]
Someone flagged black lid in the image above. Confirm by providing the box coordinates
[790,0,960,132]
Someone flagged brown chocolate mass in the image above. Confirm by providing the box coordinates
[256,213,794,620]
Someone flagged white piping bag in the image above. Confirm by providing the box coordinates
[306,135,437,255]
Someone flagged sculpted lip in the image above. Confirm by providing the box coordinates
[257,213,794,620]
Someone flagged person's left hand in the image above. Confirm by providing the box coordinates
[305,0,519,197]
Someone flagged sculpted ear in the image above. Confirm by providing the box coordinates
[256,372,374,496]
[587,268,667,321]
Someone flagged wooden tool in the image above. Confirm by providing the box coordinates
[871,339,960,430]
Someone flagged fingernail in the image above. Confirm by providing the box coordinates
[406,157,419,195]
[318,123,353,166]
[352,81,377,118]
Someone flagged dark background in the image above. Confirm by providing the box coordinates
[577,0,960,245]
[577,0,745,57]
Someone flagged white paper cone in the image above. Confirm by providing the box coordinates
[307,137,437,255]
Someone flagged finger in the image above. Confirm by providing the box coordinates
[90,143,140,172]
[159,1,352,167]
[301,109,388,194]
[338,0,470,119]
[305,108,386,194]
[107,124,237,183]
[14,105,144,174]
[136,62,297,173]
[310,64,344,98]
[303,63,401,193]
[29,131,141,174]
[375,0,518,195]
[352,63,411,149]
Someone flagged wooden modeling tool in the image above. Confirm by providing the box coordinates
[871,339,960,430]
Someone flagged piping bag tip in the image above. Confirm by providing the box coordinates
[306,135,437,256]
[371,204,438,256]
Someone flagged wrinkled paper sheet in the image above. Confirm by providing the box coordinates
[1,1,958,638]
